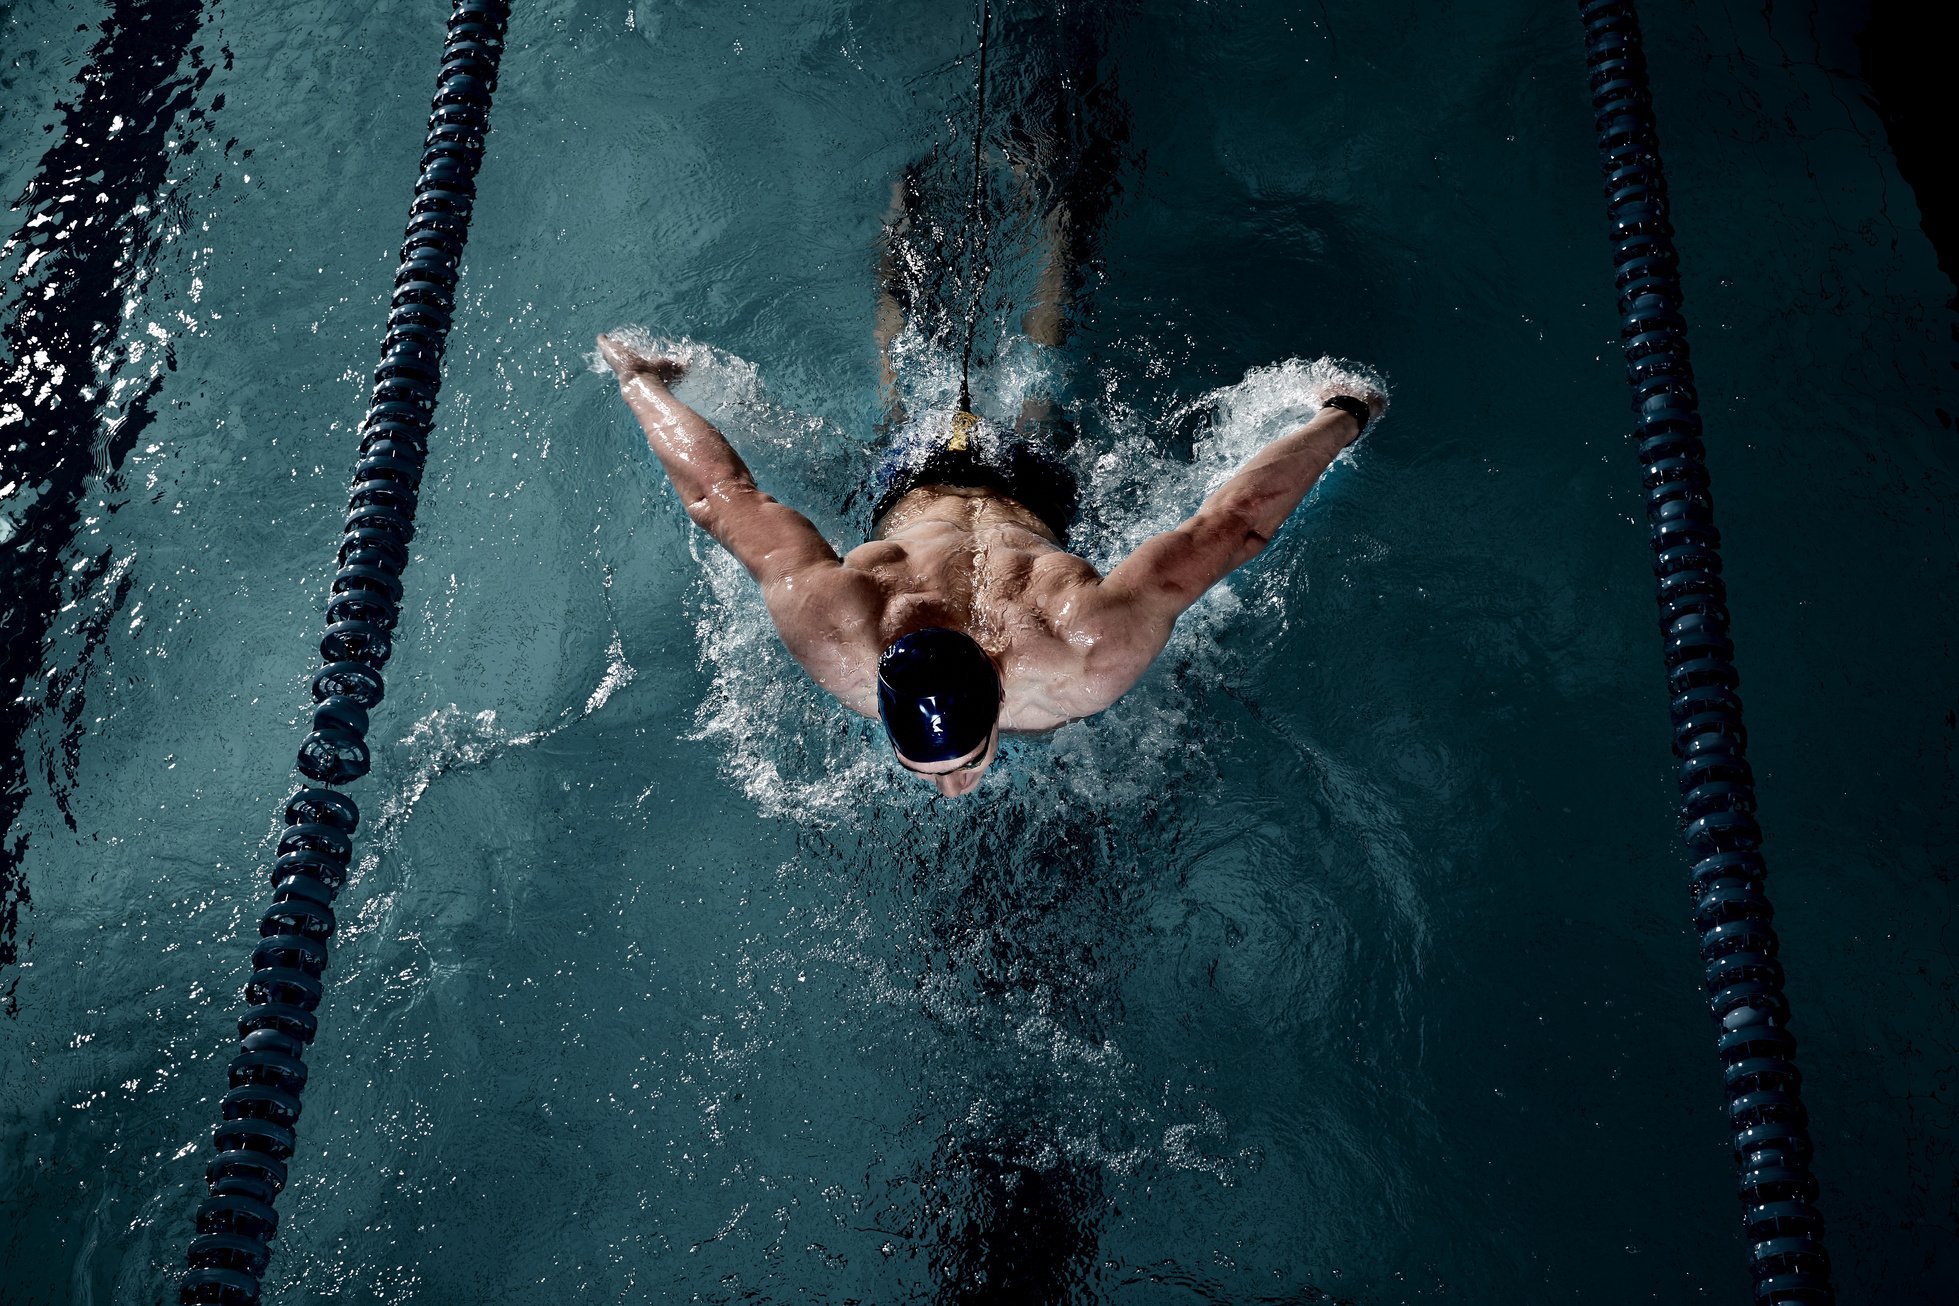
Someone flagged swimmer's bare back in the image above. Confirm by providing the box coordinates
[596,333,1378,732]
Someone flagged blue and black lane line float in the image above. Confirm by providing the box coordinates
[1578,3,1833,1302]
[179,2,512,1301]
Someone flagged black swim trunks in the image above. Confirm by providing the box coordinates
[868,409,1080,545]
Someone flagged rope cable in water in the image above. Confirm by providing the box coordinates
[1578,3,1833,1300]
[178,1,512,1301]
[957,0,993,416]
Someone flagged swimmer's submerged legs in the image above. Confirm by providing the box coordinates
[872,6,1132,417]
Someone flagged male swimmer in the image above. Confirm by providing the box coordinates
[597,333,1384,797]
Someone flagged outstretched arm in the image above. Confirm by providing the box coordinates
[598,334,884,707]
[1056,396,1378,717]
[1105,401,1366,605]
[598,334,832,579]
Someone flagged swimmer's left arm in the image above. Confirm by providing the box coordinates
[601,336,766,523]
[1057,403,1369,714]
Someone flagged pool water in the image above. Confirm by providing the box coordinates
[2,1,1953,1302]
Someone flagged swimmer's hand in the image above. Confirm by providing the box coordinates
[596,333,686,387]
[1336,386,1388,424]
[1303,363,1389,444]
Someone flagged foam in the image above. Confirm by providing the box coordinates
[329,626,640,948]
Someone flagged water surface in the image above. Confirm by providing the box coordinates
[1,1,1952,1302]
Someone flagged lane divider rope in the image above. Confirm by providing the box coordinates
[1579,3,1833,1301]
[179,1,512,1300]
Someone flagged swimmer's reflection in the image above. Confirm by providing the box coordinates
[898,830,1113,1304]
[918,1132,1103,1303]
[897,787,1126,1299]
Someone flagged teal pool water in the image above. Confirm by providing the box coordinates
[2,1,1953,1301]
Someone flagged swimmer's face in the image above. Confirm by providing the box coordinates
[894,723,1000,798]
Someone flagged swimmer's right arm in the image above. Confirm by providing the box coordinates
[599,333,832,572]
[598,334,886,707]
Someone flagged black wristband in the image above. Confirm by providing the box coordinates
[1321,394,1372,432]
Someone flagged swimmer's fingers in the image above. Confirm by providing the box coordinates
[594,333,635,375]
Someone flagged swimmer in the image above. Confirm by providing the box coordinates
[597,332,1383,797]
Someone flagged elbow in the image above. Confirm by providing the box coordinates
[1237,520,1273,563]
[684,478,761,533]
[682,495,722,536]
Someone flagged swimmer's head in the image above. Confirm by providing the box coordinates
[877,627,1003,798]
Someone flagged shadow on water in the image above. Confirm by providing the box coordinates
[0,0,218,1011]
[800,776,1367,1304]
[1858,0,1959,303]
[920,827,1111,1305]
[799,797,1128,1303]
[920,1135,1103,1305]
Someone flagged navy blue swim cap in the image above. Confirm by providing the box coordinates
[877,627,1001,763]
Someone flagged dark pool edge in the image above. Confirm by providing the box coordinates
[1857,0,1959,308]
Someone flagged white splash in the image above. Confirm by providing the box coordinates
[586,326,761,411]
[687,533,893,824]
[582,632,637,717]
[334,628,639,936]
